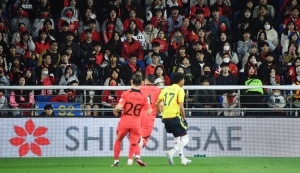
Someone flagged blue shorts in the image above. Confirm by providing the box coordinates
[162,116,187,137]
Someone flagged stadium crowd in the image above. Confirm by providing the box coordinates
[0,0,298,116]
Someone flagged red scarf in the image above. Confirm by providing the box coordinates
[172,15,179,21]
[128,63,137,73]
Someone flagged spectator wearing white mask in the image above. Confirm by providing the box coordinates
[257,21,279,48]
[215,41,238,66]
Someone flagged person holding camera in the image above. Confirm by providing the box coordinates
[150,7,168,33]
[55,52,78,81]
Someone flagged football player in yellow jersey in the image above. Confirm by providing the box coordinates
[155,72,191,166]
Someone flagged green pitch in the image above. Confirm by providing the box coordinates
[1,157,299,173]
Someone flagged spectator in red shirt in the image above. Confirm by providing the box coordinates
[123,9,144,32]
[169,18,192,43]
[120,0,145,21]
[211,0,232,20]
[284,7,300,30]
[150,7,168,33]
[34,29,51,61]
[101,8,124,44]
[154,65,170,86]
[57,7,79,35]
[121,30,144,62]
[124,54,142,85]
[80,19,101,42]
[102,78,123,116]
[151,30,169,54]
[190,0,210,18]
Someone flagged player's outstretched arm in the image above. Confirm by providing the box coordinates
[179,102,186,120]
[113,104,123,116]
[155,99,163,114]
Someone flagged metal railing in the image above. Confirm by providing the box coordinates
[0,85,299,116]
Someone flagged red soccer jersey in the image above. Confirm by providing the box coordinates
[118,88,151,124]
[140,85,161,118]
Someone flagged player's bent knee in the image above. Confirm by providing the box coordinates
[115,135,123,141]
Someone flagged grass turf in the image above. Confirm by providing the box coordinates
[1,157,300,173]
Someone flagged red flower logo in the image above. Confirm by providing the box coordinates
[9,119,50,157]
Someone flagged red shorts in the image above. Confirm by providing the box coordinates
[117,121,141,144]
[141,116,155,138]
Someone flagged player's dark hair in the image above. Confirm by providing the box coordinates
[44,104,53,110]
[131,73,143,86]
[171,72,185,84]
[145,74,156,84]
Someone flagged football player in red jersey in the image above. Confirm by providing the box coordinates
[127,74,161,165]
[111,73,151,167]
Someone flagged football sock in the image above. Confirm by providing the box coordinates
[132,144,141,157]
[174,135,189,151]
[174,137,184,159]
[129,144,134,159]
[114,140,121,160]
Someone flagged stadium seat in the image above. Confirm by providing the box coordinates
[218,96,224,108]
[35,95,55,102]
[136,60,146,72]
[278,0,285,7]
[233,11,239,22]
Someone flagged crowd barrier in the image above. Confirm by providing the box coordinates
[0,85,300,116]
[1,117,300,158]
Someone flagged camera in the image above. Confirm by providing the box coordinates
[240,23,246,30]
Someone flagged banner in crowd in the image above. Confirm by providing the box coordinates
[1,118,300,158]
[35,103,84,116]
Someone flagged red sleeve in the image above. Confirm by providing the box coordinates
[121,42,127,59]
[94,32,101,42]
[137,42,144,60]
[80,32,86,42]
[101,90,109,102]
[164,75,171,85]
[190,6,196,18]
[214,68,220,78]
[142,95,151,111]
[115,91,123,103]
[203,7,210,18]
[74,21,79,29]
[145,66,150,76]
[123,20,129,31]
[51,77,58,85]
[189,31,197,43]
[34,42,39,54]
[150,17,157,28]
[118,92,127,106]
[137,19,144,32]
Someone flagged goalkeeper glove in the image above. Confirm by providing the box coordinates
[182,118,188,127]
